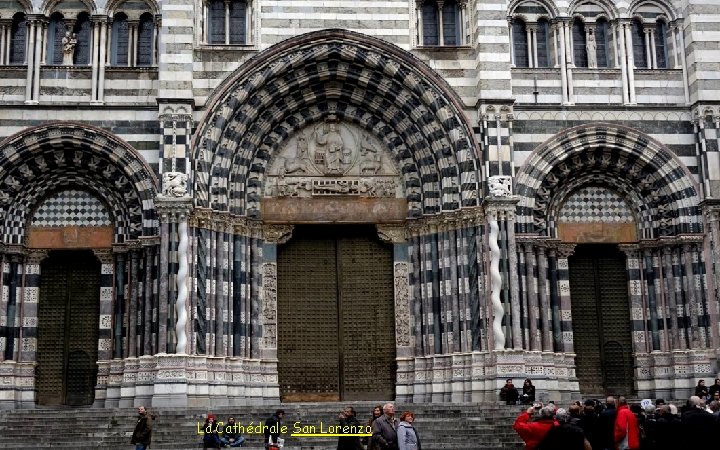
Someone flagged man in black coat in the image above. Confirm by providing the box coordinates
[654,405,681,450]
[337,406,363,450]
[598,396,617,450]
[131,405,153,450]
[680,396,718,448]
[264,409,285,447]
[578,400,602,450]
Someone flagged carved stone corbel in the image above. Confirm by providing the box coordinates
[262,224,294,244]
[376,224,407,243]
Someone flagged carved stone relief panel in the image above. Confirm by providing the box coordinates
[266,116,403,199]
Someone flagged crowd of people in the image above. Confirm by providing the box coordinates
[510,378,720,450]
[193,403,420,450]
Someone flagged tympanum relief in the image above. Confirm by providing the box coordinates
[266,116,403,199]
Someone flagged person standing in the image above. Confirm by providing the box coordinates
[264,409,285,447]
[708,378,720,399]
[397,411,421,450]
[337,406,363,450]
[680,396,718,448]
[598,396,617,450]
[131,406,153,450]
[654,405,681,450]
[536,408,590,450]
[513,404,557,450]
[372,403,398,450]
[365,405,383,450]
[614,397,640,450]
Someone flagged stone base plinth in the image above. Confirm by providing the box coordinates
[0,361,36,409]
[95,354,280,408]
[403,350,580,403]
[635,350,718,400]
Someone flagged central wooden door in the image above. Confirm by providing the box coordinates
[277,226,396,401]
[569,245,634,396]
[36,250,100,406]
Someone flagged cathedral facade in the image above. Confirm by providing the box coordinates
[0,0,719,409]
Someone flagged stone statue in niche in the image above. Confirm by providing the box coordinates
[359,133,382,174]
[314,117,345,174]
[586,29,597,69]
[62,31,77,65]
[162,171,188,197]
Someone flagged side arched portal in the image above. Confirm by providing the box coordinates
[0,123,159,407]
[515,124,709,398]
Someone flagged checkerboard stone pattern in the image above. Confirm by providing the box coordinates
[31,189,112,227]
[558,186,635,223]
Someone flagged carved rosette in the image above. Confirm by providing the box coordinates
[394,262,411,347]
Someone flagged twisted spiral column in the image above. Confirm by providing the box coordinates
[489,212,505,350]
[175,217,189,354]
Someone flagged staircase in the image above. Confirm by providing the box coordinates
[0,402,525,449]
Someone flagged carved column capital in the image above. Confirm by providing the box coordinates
[376,224,408,243]
[25,249,49,265]
[93,248,113,264]
[556,243,576,258]
[262,224,294,244]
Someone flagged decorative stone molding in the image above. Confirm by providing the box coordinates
[262,225,294,245]
[25,250,49,265]
[394,262,411,347]
[261,262,278,350]
[155,197,194,220]
[377,224,407,243]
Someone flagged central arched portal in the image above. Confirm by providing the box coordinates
[569,244,634,396]
[277,225,396,402]
[36,250,101,406]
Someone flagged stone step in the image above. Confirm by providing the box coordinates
[0,403,526,449]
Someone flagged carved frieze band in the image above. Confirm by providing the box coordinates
[261,262,278,349]
[394,262,411,347]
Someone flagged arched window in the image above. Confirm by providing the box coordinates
[572,19,587,68]
[422,1,439,45]
[442,0,460,45]
[207,0,248,44]
[46,13,65,65]
[632,19,647,68]
[73,13,91,65]
[111,13,129,66]
[9,13,27,64]
[536,19,551,68]
[596,18,610,68]
[512,19,529,68]
[137,13,154,66]
[655,20,668,69]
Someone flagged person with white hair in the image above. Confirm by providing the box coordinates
[513,403,557,450]
[535,408,591,450]
[371,403,398,450]
[680,396,718,448]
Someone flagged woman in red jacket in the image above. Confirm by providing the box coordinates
[513,404,557,450]
[613,397,640,450]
